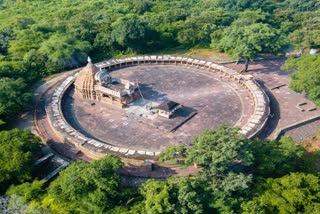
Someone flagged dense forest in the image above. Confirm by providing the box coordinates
[1,126,320,213]
[1,0,320,213]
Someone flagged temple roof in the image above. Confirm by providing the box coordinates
[157,100,179,111]
[74,62,100,90]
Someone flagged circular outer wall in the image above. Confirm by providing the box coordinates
[45,55,270,160]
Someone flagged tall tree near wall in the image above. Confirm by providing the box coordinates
[211,22,287,71]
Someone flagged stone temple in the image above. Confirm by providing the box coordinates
[74,58,140,108]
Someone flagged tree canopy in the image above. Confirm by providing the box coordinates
[0,78,31,126]
[0,129,41,193]
[242,173,320,213]
[211,22,288,71]
[4,126,320,213]
[282,54,320,106]
[41,155,124,213]
[159,125,315,212]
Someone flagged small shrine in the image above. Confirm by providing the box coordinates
[156,100,179,119]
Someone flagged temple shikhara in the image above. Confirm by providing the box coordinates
[74,57,140,108]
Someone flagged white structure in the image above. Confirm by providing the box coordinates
[310,49,318,55]
[157,100,179,119]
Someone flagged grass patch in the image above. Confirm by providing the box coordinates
[150,47,232,63]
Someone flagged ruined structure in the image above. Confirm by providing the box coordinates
[74,57,140,108]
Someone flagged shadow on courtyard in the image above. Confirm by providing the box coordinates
[139,83,167,101]
[249,59,287,76]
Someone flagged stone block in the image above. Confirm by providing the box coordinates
[110,146,120,152]
[126,150,136,155]
[146,151,155,156]
[119,148,129,153]
[137,150,146,155]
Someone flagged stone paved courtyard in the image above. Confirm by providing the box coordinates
[284,120,320,142]
[62,65,255,152]
[225,59,320,139]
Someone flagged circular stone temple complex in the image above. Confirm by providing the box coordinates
[46,56,270,159]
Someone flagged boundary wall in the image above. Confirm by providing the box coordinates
[46,55,270,159]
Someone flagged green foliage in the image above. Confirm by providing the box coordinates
[185,125,253,176]
[211,22,287,62]
[183,125,254,212]
[111,14,150,52]
[285,0,320,12]
[38,33,90,72]
[0,77,32,124]
[170,126,316,212]
[2,125,318,213]
[140,180,175,214]
[282,55,320,105]
[0,0,319,212]
[0,27,13,55]
[241,173,320,213]
[159,144,186,163]
[138,178,211,214]
[251,137,309,177]
[288,12,320,48]
[42,155,124,213]
[8,29,44,59]
[6,180,45,203]
[0,129,41,193]
[0,0,314,73]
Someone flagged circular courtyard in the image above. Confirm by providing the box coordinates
[46,56,269,159]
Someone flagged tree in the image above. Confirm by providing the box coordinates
[137,178,211,214]
[139,180,175,214]
[251,137,308,178]
[210,172,253,213]
[176,178,211,214]
[211,23,287,71]
[282,54,320,106]
[0,77,32,125]
[42,155,123,213]
[285,0,320,12]
[159,144,186,163]
[288,13,320,48]
[5,180,46,213]
[6,180,45,203]
[185,125,254,176]
[111,14,150,52]
[241,173,320,213]
[8,29,44,59]
[0,28,13,55]
[0,129,41,193]
[183,125,255,212]
[38,33,91,72]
